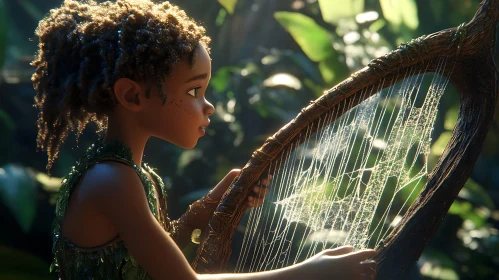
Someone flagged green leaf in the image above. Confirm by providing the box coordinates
[211,66,235,92]
[218,0,238,15]
[240,62,261,77]
[464,210,487,228]
[216,8,228,26]
[449,200,472,215]
[0,0,7,69]
[274,12,334,62]
[318,0,364,24]
[303,78,326,97]
[379,0,419,30]
[420,248,459,280]
[287,53,324,85]
[449,200,487,228]
[0,108,14,130]
[0,247,51,279]
[459,178,495,209]
[431,131,452,156]
[318,60,336,85]
[379,0,401,26]
[318,55,349,86]
[0,109,15,166]
[368,19,386,33]
[400,0,418,30]
[35,171,62,193]
[0,165,37,233]
[445,107,459,130]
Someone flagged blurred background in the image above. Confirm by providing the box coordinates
[0,0,498,279]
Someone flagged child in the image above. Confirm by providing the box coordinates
[32,1,377,279]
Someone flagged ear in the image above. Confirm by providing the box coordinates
[113,78,147,112]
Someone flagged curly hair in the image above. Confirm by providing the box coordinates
[31,0,210,172]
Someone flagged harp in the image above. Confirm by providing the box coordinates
[192,1,499,279]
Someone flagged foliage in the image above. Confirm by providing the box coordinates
[274,12,335,62]
[0,0,7,69]
[0,165,37,233]
[0,247,52,280]
[217,0,238,15]
[0,108,15,165]
[379,0,419,30]
[318,0,364,25]
[0,0,498,279]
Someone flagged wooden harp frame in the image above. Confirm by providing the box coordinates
[192,1,499,278]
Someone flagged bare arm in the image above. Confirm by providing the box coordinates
[169,170,240,247]
[89,163,198,280]
[88,163,376,280]
[171,169,270,248]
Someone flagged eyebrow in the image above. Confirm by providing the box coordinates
[185,73,208,83]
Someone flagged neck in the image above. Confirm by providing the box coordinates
[103,116,149,166]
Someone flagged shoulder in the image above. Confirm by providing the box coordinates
[78,161,148,213]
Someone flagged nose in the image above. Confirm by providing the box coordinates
[204,99,215,116]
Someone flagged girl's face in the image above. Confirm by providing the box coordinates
[143,44,214,149]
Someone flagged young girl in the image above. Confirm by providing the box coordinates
[32,1,377,279]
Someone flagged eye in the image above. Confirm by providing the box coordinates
[188,87,201,98]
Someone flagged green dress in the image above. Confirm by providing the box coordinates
[51,139,218,279]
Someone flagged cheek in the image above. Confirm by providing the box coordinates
[163,97,198,121]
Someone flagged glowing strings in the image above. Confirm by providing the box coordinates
[235,58,453,273]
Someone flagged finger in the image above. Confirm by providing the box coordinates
[254,198,265,206]
[260,188,269,198]
[260,174,273,186]
[253,186,269,196]
[322,245,354,256]
[247,196,265,207]
[360,260,376,276]
[214,169,241,191]
[360,273,375,280]
[255,201,264,207]
[344,249,377,263]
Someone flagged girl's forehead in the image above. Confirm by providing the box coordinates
[174,46,211,76]
[192,44,211,67]
[165,45,211,87]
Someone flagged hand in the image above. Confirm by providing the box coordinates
[247,174,271,208]
[292,246,377,280]
[207,169,240,200]
[209,169,271,207]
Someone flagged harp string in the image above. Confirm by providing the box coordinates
[347,63,425,247]
[297,87,373,263]
[235,57,454,273]
[328,62,426,249]
[371,58,451,245]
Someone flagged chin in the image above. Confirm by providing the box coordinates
[174,139,198,149]
[156,135,198,149]
[182,142,198,149]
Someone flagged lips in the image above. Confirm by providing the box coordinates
[199,120,210,136]
[200,121,210,129]
[199,122,209,136]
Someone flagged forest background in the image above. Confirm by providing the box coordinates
[0,0,498,279]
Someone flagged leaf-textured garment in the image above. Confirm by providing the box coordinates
[51,139,169,280]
